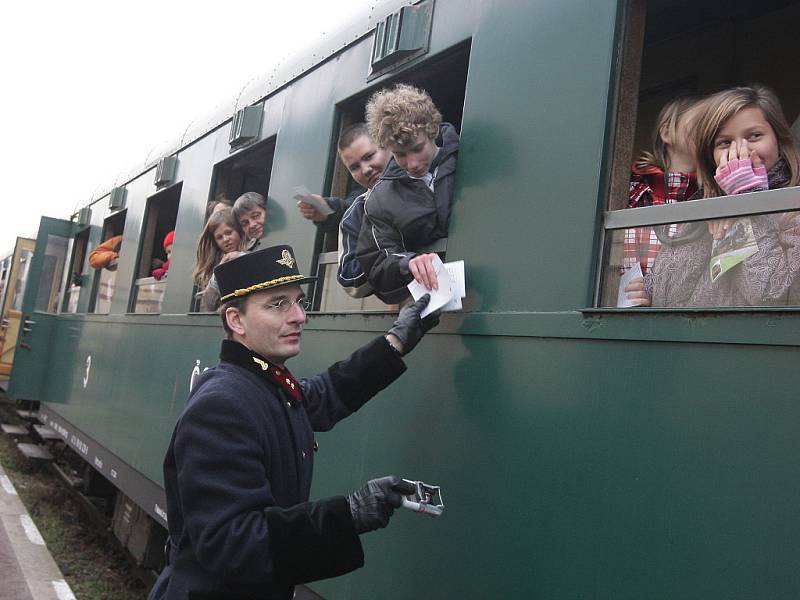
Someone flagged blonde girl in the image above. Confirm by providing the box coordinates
[647,85,800,307]
[622,96,700,305]
[193,208,245,311]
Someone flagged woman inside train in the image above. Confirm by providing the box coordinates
[193,208,245,311]
[233,192,267,251]
[622,96,701,307]
[645,85,800,307]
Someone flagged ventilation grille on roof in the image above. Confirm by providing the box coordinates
[369,0,433,80]
[77,207,92,226]
[109,186,127,211]
[229,106,263,150]
[154,156,178,188]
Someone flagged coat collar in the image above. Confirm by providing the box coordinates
[219,339,301,402]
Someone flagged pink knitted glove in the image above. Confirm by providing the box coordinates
[714,158,768,195]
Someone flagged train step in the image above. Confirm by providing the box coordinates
[32,424,62,442]
[1,424,30,436]
[16,442,53,461]
[16,409,39,421]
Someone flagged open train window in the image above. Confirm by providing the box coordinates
[314,42,470,312]
[191,138,276,312]
[211,137,275,204]
[63,227,91,313]
[598,0,800,308]
[131,184,181,313]
[89,209,126,314]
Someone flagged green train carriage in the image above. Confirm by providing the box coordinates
[8,0,800,597]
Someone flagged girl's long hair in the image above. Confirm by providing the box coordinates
[193,208,244,287]
[636,96,698,172]
[693,85,800,197]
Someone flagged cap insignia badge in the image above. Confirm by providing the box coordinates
[252,357,270,371]
[276,250,295,269]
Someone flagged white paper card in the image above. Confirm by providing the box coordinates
[441,260,466,311]
[293,185,333,216]
[407,257,466,316]
[617,261,643,308]
[407,255,455,317]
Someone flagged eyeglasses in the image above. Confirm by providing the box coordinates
[266,298,312,313]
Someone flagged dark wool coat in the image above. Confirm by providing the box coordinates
[356,123,460,303]
[148,336,406,600]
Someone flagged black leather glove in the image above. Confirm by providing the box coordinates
[387,294,440,355]
[346,476,416,534]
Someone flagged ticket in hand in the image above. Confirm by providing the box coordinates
[407,254,456,318]
[293,185,333,216]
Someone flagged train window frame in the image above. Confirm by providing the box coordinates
[62,226,91,314]
[595,0,800,309]
[129,183,182,314]
[311,42,471,312]
[88,209,127,314]
[208,137,276,206]
[190,137,277,313]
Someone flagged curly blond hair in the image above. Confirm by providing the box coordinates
[366,84,441,149]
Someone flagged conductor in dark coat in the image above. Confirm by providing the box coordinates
[148,244,438,600]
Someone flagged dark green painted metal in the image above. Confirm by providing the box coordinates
[451,0,619,313]
[29,313,800,598]
[10,0,800,598]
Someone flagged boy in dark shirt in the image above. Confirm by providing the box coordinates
[356,84,459,303]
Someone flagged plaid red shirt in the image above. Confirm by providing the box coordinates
[623,164,697,273]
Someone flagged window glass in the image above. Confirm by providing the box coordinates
[34,235,68,313]
[11,249,33,312]
[601,208,800,308]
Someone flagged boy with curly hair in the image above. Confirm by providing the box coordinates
[356,83,459,303]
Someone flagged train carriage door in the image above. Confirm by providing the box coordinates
[7,217,74,402]
[0,237,35,386]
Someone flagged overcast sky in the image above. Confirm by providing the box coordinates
[0,0,366,253]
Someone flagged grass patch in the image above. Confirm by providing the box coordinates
[0,399,148,600]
